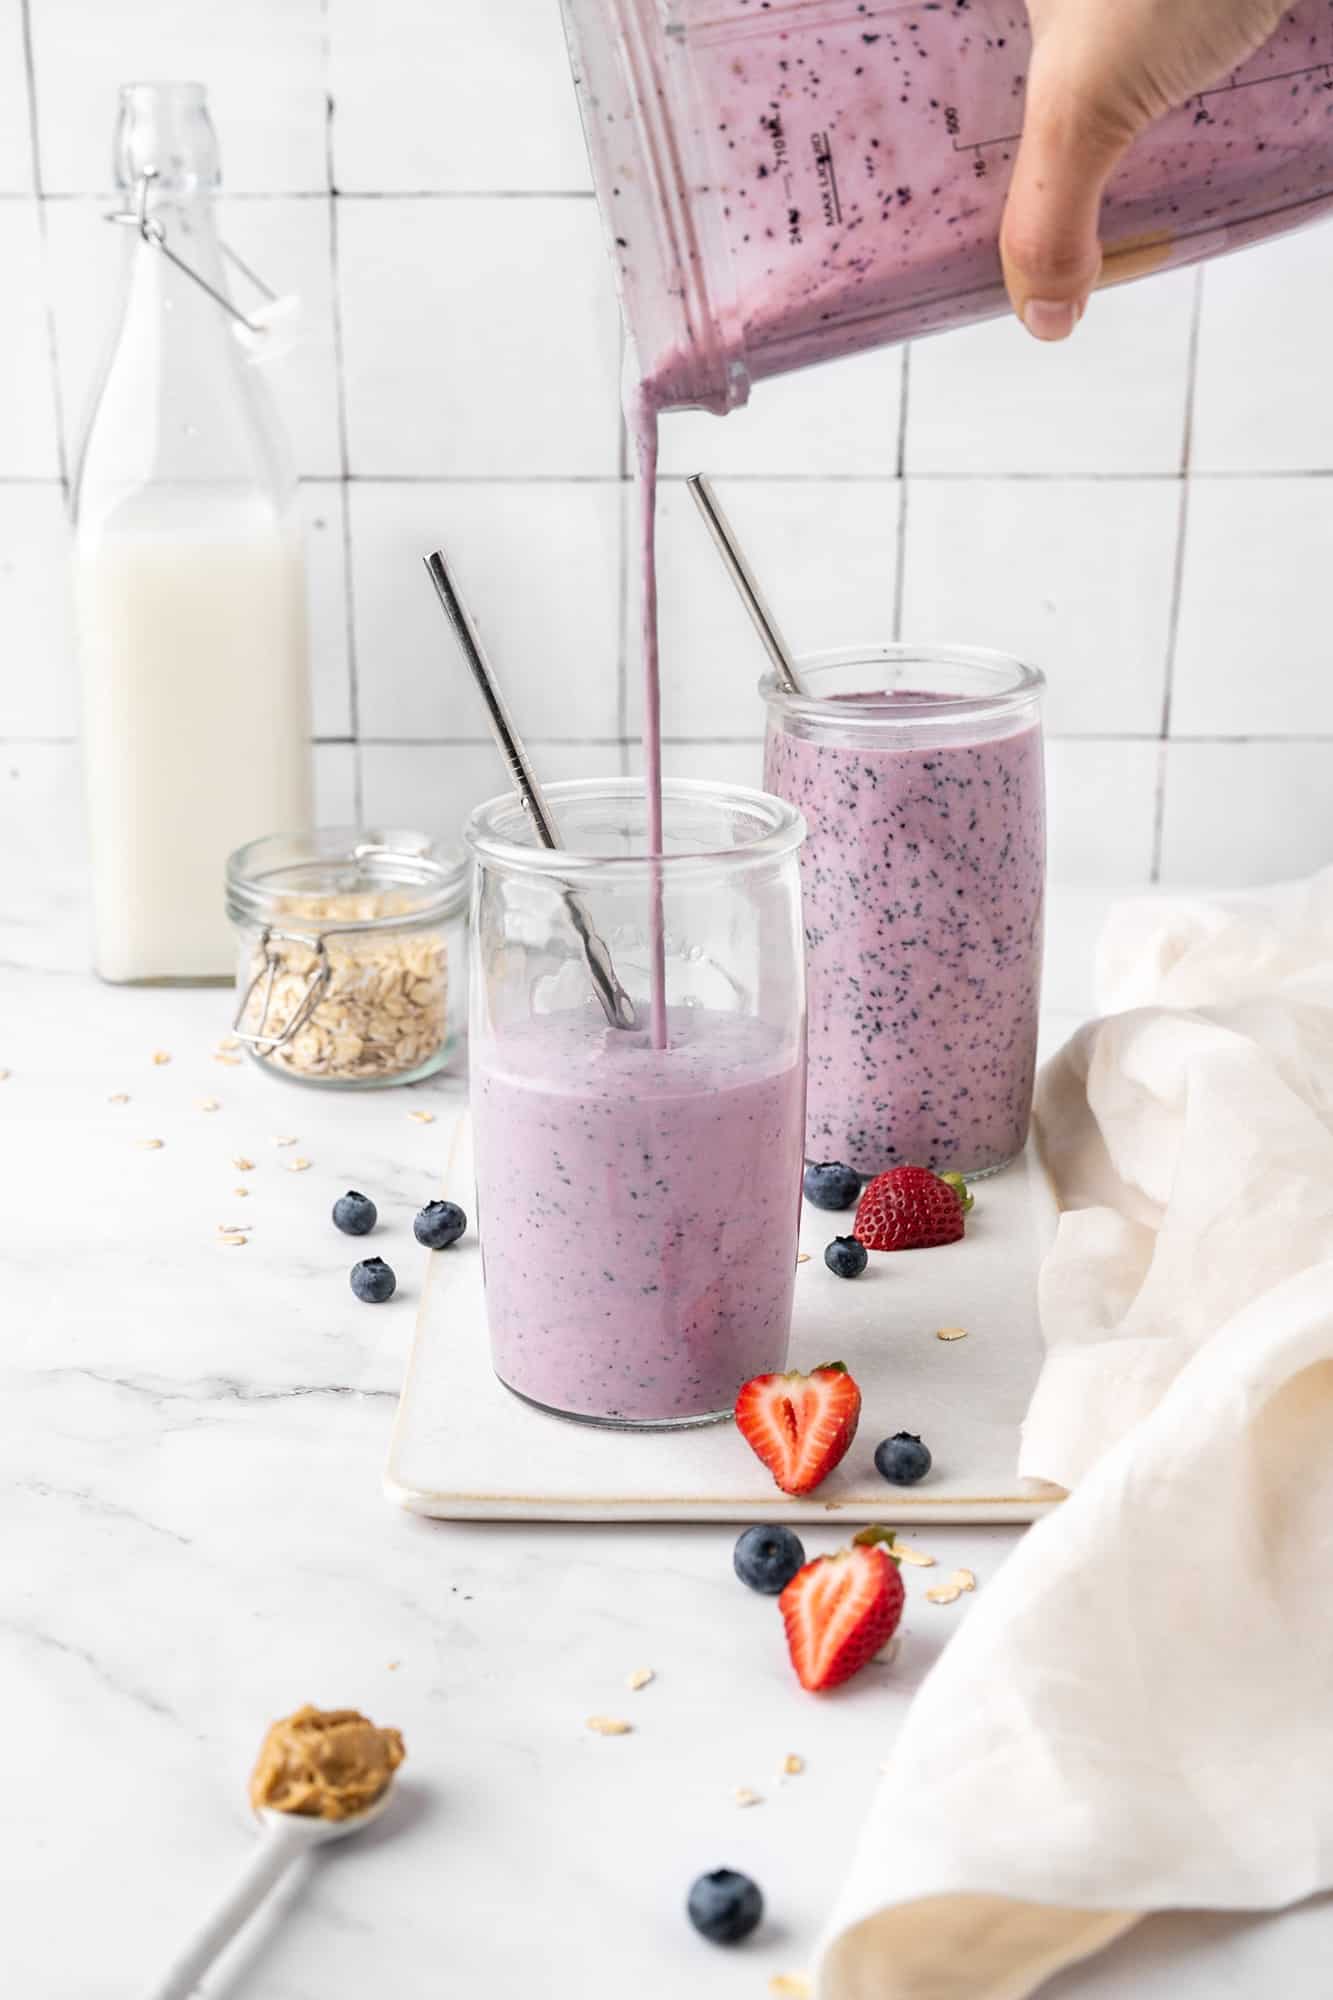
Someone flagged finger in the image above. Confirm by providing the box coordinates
[1000,67,1136,340]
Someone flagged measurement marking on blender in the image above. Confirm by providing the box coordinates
[949,57,1333,155]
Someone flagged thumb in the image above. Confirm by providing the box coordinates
[1000,64,1137,340]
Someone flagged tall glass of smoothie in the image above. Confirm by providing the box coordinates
[763,646,1044,1181]
[465,778,807,1428]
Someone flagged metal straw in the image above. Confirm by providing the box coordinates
[423,550,638,1032]
[686,473,805,695]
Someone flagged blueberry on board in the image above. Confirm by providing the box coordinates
[332,1190,377,1237]
[824,1235,868,1279]
[687,1869,764,1945]
[350,1256,396,1303]
[414,1199,468,1250]
[802,1161,862,1211]
[733,1524,806,1596]
[874,1432,933,1485]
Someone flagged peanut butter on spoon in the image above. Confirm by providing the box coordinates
[249,1704,405,1822]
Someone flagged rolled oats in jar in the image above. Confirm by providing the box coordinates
[225,830,467,1086]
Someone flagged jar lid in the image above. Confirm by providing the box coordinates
[226,827,468,931]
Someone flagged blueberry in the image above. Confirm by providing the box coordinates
[350,1256,396,1303]
[414,1199,468,1250]
[824,1235,868,1279]
[874,1432,933,1485]
[687,1868,764,1945]
[332,1190,377,1237]
[733,1524,805,1596]
[803,1160,862,1211]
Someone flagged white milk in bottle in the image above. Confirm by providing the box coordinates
[74,83,311,982]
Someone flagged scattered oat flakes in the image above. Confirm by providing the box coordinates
[232,1156,255,1172]
[213,1053,242,1067]
[387,1660,401,1672]
[770,1976,812,1999]
[0,1068,10,1081]
[216,1035,241,1052]
[287,1157,312,1173]
[949,1568,976,1592]
[218,1233,248,1248]
[892,1542,935,1568]
[137,1138,164,1150]
[626,1667,655,1691]
[151,1050,172,1066]
[108,1092,130,1104]
[272,1135,298,1147]
[408,1108,436,1124]
[233,1187,251,1198]
[925,1583,963,1605]
[217,1222,252,1234]
[796,1251,811,1264]
[935,1325,968,1342]
[585,1716,632,1736]
[197,1097,220,1112]
[782,1753,804,1776]
[875,1633,903,1666]
[733,1788,762,1808]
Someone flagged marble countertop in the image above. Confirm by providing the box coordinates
[7,888,1329,1998]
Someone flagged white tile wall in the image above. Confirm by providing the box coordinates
[350,480,622,740]
[0,0,32,191]
[2,4,1332,898]
[0,200,60,475]
[29,0,328,193]
[328,0,591,195]
[901,479,1178,737]
[1158,742,1333,887]
[1172,478,1333,737]
[338,196,621,476]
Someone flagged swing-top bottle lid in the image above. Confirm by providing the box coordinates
[115,81,219,196]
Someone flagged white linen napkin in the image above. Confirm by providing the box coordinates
[815,870,1333,1999]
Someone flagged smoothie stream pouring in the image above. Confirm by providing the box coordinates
[560,0,1333,412]
[466,780,807,1428]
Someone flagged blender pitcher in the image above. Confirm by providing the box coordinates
[559,0,1333,411]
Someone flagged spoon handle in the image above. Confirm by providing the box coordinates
[139,1819,305,2000]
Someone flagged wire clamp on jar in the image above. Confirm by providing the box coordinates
[232,928,331,1054]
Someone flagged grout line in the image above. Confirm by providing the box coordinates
[333,188,597,201]
[895,342,911,479]
[239,469,1333,487]
[318,9,362,822]
[18,0,69,491]
[7,730,1333,750]
[1151,267,1205,881]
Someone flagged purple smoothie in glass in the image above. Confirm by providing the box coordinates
[472,1004,804,1424]
[764,649,1044,1178]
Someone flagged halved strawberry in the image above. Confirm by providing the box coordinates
[853,1164,968,1252]
[734,1362,861,1497]
[779,1536,905,1691]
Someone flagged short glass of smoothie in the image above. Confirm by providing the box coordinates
[763,646,1044,1182]
[465,778,807,1429]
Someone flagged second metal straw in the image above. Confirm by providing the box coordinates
[686,473,805,696]
[423,550,638,1032]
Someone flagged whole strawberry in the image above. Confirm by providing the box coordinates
[854,1165,969,1252]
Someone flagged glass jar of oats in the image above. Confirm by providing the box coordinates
[225,829,467,1087]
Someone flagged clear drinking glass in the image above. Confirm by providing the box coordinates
[465,778,807,1428]
[560,0,1333,413]
[763,646,1045,1181]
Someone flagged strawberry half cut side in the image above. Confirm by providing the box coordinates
[779,1542,905,1691]
[734,1363,862,1497]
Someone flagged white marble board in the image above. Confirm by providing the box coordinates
[385,1115,1062,1523]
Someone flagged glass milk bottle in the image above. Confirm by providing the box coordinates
[73,82,312,983]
